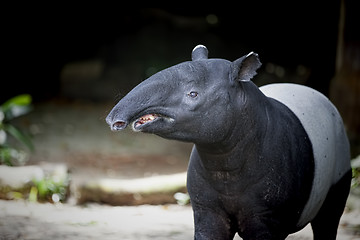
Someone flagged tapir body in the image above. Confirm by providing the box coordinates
[106,45,351,240]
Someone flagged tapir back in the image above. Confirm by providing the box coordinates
[260,83,351,227]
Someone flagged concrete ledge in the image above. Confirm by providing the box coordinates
[0,164,187,205]
[0,165,44,189]
[77,172,187,205]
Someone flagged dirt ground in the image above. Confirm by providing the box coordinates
[1,100,359,239]
[0,199,359,240]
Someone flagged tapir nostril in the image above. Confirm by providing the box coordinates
[111,121,127,131]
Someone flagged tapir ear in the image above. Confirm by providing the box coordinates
[232,52,262,82]
[192,45,208,61]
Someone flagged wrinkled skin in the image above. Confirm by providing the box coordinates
[106,45,351,240]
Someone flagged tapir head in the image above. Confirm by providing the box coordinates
[106,45,261,145]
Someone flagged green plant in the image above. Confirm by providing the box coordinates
[31,176,69,203]
[0,94,34,166]
[351,155,360,193]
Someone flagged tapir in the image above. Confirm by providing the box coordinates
[106,45,352,240]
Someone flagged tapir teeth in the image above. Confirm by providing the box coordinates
[135,114,159,127]
[131,113,174,132]
[140,114,157,122]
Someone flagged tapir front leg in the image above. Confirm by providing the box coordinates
[188,158,286,240]
[188,155,235,239]
[192,207,235,240]
[193,206,288,240]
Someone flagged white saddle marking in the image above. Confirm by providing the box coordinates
[260,83,350,227]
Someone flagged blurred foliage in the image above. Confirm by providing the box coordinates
[0,94,34,166]
[352,156,360,195]
[4,176,69,203]
[31,176,69,203]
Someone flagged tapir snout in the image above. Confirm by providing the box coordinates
[106,73,177,135]
[106,105,129,131]
[107,118,127,131]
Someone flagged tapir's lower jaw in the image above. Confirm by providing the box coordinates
[132,113,160,130]
[131,114,175,132]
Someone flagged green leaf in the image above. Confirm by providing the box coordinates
[29,186,38,202]
[0,146,13,166]
[1,94,32,109]
[1,94,32,120]
[3,124,34,151]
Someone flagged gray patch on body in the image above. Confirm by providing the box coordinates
[260,83,350,227]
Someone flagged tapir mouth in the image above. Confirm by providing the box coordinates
[133,113,159,129]
[131,113,174,132]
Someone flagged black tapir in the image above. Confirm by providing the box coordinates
[106,45,352,240]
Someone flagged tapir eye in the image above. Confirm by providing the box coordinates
[188,91,198,98]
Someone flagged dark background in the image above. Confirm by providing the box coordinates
[2,3,342,102]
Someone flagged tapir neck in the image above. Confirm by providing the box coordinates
[195,82,270,165]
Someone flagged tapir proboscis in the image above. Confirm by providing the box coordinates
[106,45,351,240]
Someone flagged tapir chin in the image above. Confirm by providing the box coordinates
[106,45,351,240]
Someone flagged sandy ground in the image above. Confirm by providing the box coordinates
[1,101,359,239]
[0,200,359,240]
